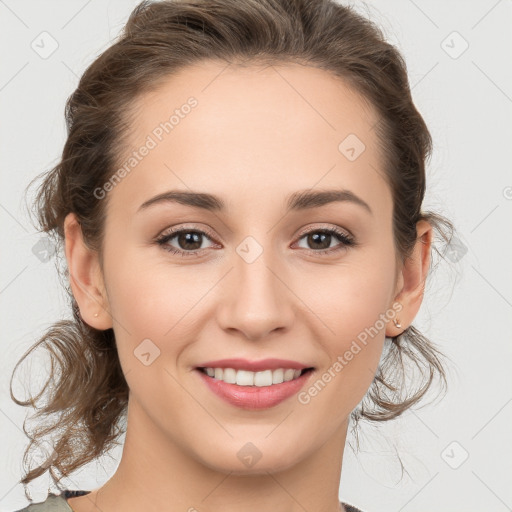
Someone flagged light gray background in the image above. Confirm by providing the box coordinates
[1,1,511,511]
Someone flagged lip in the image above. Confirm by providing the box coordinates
[196,358,313,372]
[196,367,315,410]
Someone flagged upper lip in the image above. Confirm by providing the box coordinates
[196,358,314,372]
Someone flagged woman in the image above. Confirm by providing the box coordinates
[10,0,452,511]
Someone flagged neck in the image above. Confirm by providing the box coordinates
[88,396,348,512]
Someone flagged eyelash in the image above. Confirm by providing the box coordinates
[155,225,356,257]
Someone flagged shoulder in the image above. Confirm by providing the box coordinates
[11,490,90,512]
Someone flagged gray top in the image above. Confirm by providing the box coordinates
[12,490,90,512]
[12,490,364,512]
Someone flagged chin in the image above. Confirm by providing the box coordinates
[193,437,305,475]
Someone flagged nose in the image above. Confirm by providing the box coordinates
[216,245,295,341]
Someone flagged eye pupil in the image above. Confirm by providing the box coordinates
[178,231,202,250]
[309,232,331,250]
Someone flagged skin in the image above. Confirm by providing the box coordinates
[64,60,432,512]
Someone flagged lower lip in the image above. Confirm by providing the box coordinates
[196,369,314,410]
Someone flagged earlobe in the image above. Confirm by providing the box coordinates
[64,213,112,330]
[385,219,433,337]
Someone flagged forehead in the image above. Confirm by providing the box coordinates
[109,60,389,215]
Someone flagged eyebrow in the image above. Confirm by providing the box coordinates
[137,188,372,215]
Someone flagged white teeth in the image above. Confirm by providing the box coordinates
[236,370,255,386]
[223,368,236,384]
[272,368,284,384]
[254,370,272,387]
[202,367,305,386]
[284,369,296,382]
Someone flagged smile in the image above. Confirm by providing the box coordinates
[196,366,315,410]
[199,367,311,386]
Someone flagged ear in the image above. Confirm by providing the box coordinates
[64,212,112,330]
[386,219,433,337]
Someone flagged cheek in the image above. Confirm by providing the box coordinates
[299,256,396,346]
[102,249,206,406]
[294,254,396,410]
[106,264,208,349]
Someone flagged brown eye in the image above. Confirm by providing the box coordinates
[295,228,355,255]
[156,229,217,256]
[175,231,203,251]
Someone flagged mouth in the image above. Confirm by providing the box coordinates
[194,364,316,410]
[196,366,315,386]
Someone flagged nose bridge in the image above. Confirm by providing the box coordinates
[217,233,294,339]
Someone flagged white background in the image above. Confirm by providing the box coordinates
[1,1,511,511]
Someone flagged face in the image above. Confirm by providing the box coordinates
[85,61,402,473]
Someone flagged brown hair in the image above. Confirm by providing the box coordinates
[11,0,453,496]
